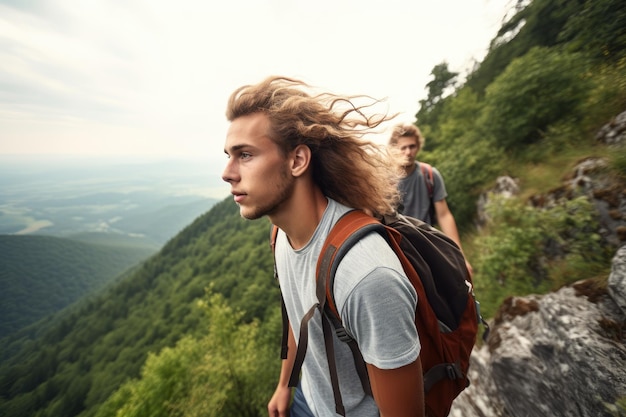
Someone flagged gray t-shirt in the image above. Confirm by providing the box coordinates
[398,161,447,225]
[275,198,420,417]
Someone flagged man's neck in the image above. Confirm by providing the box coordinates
[270,184,328,250]
[402,161,418,177]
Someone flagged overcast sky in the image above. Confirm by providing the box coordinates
[0,0,513,163]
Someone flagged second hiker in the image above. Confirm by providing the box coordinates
[388,123,472,276]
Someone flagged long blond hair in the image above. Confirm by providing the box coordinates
[226,76,402,216]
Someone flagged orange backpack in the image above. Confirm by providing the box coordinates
[272,210,488,417]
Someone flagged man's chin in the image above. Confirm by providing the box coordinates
[239,206,263,220]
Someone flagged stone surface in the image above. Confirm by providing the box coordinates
[453,109,626,416]
[596,109,626,146]
[609,245,626,314]
[449,248,626,417]
[476,176,520,227]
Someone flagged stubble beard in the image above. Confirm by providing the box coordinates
[240,167,294,220]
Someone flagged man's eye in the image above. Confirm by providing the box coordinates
[241,152,252,159]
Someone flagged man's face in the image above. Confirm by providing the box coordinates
[395,136,419,167]
[222,112,295,220]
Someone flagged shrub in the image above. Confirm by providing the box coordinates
[473,194,609,318]
[481,47,592,151]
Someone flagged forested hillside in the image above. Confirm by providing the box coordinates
[416,0,626,230]
[1,0,625,416]
[0,235,155,338]
[0,198,278,416]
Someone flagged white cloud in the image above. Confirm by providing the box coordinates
[0,0,513,159]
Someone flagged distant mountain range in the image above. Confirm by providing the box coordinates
[0,155,227,245]
[0,156,224,338]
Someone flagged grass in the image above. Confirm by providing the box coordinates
[509,140,611,200]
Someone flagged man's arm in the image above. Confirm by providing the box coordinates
[366,359,425,417]
[434,199,473,277]
[268,324,296,417]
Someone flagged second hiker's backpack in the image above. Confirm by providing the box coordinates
[271,210,487,417]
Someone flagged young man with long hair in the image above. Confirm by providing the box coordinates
[222,76,425,417]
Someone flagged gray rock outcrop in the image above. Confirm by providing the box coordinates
[450,247,626,417]
[596,110,626,146]
[476,176,520,228]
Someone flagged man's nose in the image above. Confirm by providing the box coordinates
[221,159,237,183]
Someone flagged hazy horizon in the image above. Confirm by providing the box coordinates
[0,153,229,196]
[0,155,229,241]
[0,0,514,159]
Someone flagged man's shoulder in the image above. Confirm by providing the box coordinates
[418,161,444,179]
[417,160,437,171]
[325,198,353,224]
[341,232,401,274]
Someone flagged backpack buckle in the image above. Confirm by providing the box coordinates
[334,327,354,343]
[446,363,463,380]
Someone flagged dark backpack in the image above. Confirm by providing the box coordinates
[271,210,488,417]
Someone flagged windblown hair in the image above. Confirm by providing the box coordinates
[388,123,425,151]
[226,75,402,216]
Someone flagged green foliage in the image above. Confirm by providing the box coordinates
[409,0,624,231]
[559,0,626,62]
[413,0,621,228]
[481,46,591,151]
[466,0,585,95]
[0,235,155,338]
[416,62,459,141]
[473,194,611,318]
[96,290,280,417]
[0,198,279,417]
[581,59,626,132]
[614,396,626,416]
[420,87,505,228]
[609,145,626,181]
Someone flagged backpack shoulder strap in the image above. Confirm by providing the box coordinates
[316,212,430,413]
[274,212,403,416]
[270,225,290,360]
[315,210,392,406]
[420,162,434,198]
[420,162,437,224]
[317,210,387,317]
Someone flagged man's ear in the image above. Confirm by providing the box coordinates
[291,144,312,177]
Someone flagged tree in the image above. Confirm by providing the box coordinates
[559,0,626,62]
[480,46,591,151]
[95,290,280,417]
[466,0,585,95]
[417,62,458,117]
[415,63,458,148]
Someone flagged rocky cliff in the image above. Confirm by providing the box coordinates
[450,245,626,416]
[451,111,626,416]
